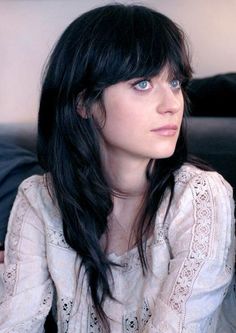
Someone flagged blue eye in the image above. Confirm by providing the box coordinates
[170,79,181,89]
[134,80,151,91]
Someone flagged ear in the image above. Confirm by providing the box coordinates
[77,104,88,119]
[76,91,88,119]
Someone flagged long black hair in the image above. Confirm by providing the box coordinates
[37,4,192,331]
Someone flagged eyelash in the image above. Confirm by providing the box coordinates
[132,78,182,92]
[133,79,151,91]
[169,79,182,90]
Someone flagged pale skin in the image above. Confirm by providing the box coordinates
[92,66,184,255]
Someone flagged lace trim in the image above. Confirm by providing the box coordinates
[153,222,168,246]
[7,196,30,264]
[87,300,152,333]
[1,264,17,300]
[60,296,73,333]
[2,193,31,300]
[47,228,70,249]
[169,173,214,314]
[119,225,167,273]
[122,299,152,332]
[141,300,152,328]
[46,220,166,272]
[174,167,196,184]
[88,305,103,333]
[35,281,54,320]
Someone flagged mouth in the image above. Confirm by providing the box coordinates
[150,125,178,136]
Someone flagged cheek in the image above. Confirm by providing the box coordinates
[101,109,134,142]
[101,95,140,138]
[176,95,184,123]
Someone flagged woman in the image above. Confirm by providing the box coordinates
[0,4,235,332]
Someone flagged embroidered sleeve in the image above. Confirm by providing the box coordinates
[146,170,235,333]
[0,177,53,332]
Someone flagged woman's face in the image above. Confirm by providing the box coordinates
[93,66,184,164]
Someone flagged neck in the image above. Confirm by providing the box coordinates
[101,145,150,198]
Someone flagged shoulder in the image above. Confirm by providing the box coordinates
[167,164,235,262]
[19,173,46,191]
[170,163,234,239]
[17,174,61,228]
[18,173,50,203]
[174,163,233,199]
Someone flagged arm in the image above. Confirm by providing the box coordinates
[0,177,53,333]
[146,170,235,333]
[0,143,43,262]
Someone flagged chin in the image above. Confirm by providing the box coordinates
[157,152,175,160]
[151,144,177,159]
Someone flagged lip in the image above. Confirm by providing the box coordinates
[150,125,178,136]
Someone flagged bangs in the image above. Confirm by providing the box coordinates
[83,5,192,90]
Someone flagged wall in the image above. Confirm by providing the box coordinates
[0,0,236,124]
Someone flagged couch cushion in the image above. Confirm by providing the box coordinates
[187,73,236,117]
[186,117,236,193]
[0,123,37,151]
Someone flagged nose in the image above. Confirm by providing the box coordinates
[156,86,183,115]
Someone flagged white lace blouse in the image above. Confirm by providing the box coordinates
[0,164,235,333]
